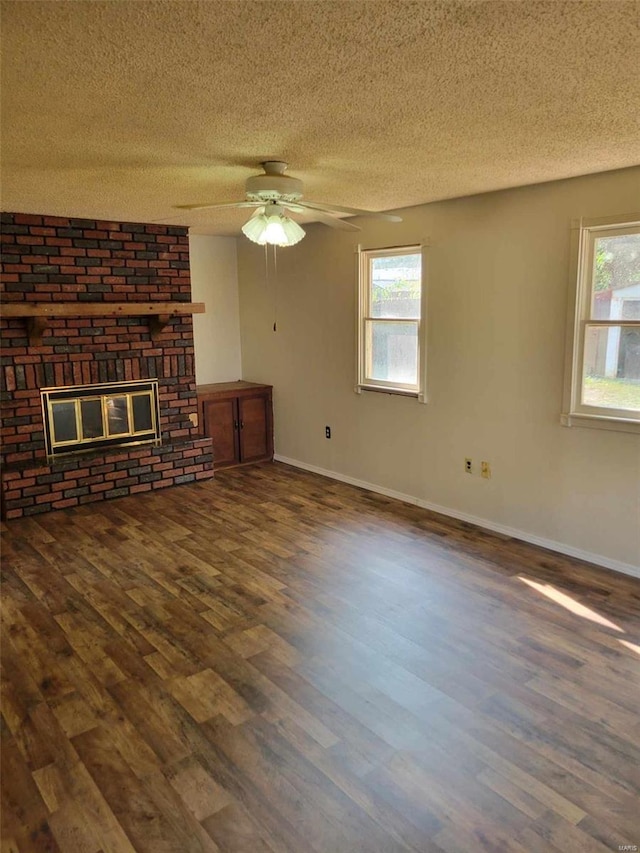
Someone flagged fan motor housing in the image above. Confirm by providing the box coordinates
[245,173,303,202]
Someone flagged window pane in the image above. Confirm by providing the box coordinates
[366,321,418,385]
[591,232,640,319]
[622,300,640,320]
[80,398,104,439]
[370,253,421,318]
[106,396,130,435]
[132,393,153,432]
[51,401,77,443]
[582,325,640,410]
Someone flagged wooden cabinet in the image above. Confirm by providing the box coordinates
[197,381,273,469]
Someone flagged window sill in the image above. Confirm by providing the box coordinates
[560,412,640,435]
[356,384,421,399]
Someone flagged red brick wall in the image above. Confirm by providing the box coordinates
[1,212,213,517]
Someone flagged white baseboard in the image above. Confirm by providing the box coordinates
[274,454,640,580]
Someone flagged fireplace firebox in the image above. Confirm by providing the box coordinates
[41,379,161,459]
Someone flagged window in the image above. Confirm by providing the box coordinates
[563,215,640,432]
[357,245,426,398]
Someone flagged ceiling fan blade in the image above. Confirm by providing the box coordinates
[282,203,360,232]
[173,200,261,211]
[300,200,402,222]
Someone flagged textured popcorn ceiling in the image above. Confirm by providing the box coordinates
[1,0,639,235]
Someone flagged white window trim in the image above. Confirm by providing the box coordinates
[355,243,428,402]
[562,213,640,434]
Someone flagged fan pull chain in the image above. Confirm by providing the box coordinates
[272,245,278,332]
[263,243,278,332]
[264,241,270,319]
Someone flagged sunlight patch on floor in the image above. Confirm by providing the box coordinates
[518,576,624,633]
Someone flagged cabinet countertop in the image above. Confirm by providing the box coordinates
[197,381,272,396]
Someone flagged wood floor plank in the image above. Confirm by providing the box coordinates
[262,704,445,852]
[203,715,411,853]
[200,803,276,853]
[2,461,639,852]
[166,756,232,823]
[71,726,217,853]
[0,718,62,853]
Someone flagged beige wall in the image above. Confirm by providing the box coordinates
[237,168,640,573]
[190,234,242,385]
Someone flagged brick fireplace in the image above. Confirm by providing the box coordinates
[0,212,214,518]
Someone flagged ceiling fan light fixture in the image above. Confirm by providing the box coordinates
[241,213,269,243]
[241,205,305,247]
[274,215,305,246]
[263,215,289,245]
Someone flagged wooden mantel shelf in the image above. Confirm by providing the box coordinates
[1,302,205,344]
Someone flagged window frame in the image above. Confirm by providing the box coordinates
[356,244,427,400]
[562,214,640,434]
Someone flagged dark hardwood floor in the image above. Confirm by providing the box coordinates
[1,461,639,852]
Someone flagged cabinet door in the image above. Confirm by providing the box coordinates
[238,394,270,463]
[202,398,240,468]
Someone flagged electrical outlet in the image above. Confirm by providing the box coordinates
[325,426,331,439]
[188,412,198,428]
[465,458,472,473]
[481,461,491,479]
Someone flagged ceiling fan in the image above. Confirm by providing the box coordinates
[175,161,402,246]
